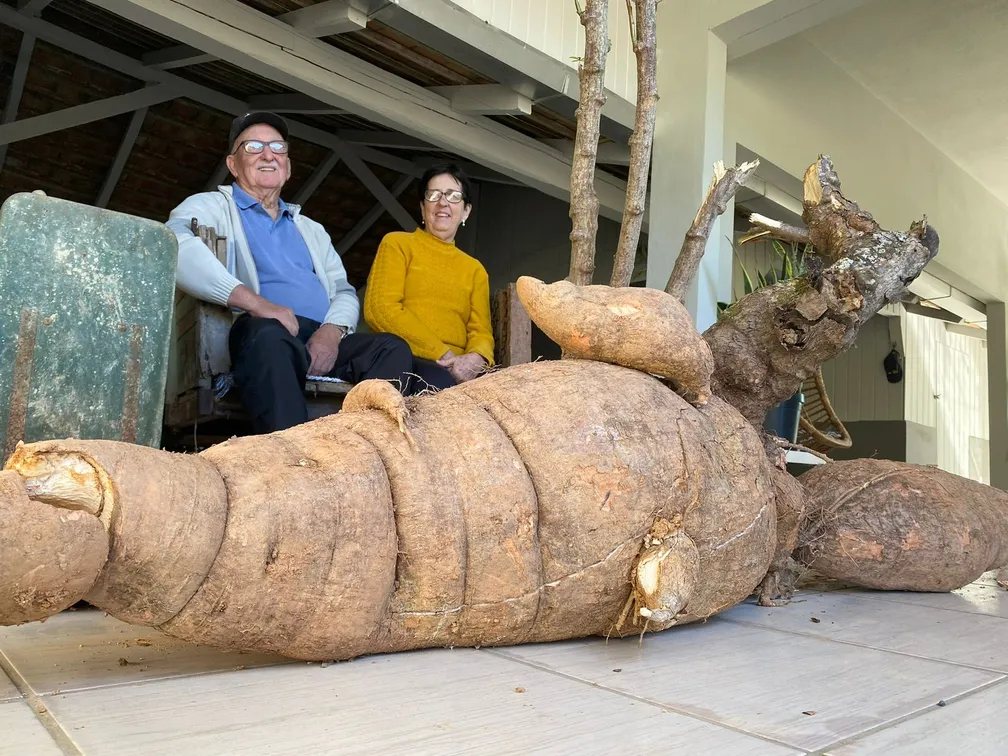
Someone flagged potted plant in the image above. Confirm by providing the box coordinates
[718,239,810,443]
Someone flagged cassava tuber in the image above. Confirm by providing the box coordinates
[1,360,777,661]
[797,459,1008,592]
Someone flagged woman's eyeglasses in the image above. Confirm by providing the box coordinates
[233,140,289,155]
[424,189,465,204]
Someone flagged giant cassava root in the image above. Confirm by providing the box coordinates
[1,360,778,660]
[516,276,714,404]
[797,459,1008,592]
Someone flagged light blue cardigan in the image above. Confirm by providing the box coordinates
[166,185,359,331]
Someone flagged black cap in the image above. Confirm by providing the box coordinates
[228,111,289,150]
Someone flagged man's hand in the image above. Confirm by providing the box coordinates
[228,285,298,336]
[256,301,299,337]
[447,352,486,383]
[306,324,344,376]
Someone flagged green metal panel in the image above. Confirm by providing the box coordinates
[0,192,177,459]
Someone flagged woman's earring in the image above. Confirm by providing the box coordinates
[462,219,466,227]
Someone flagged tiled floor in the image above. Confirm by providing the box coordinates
[1,575,1005,756]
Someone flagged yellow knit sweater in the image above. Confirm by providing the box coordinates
[364,229,495,365]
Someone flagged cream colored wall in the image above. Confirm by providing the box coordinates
[820,317,904,424]
[446,0,638,102]
[725,37,1000,482]
[903,312,990,482]
[725,37,1008,305]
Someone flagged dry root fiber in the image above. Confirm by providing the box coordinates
[0,360,776,660]
[798,459,1008,592]
[757,465,806,605]
[516,276,714,404]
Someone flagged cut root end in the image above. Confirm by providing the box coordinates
[609,518,700,639]
[4,443,112,516]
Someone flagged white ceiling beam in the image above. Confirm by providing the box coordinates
[327,140,417,230]
[337,143,417,177]
[204,158,230,191]
[0,32,35,171]
[337,173,414,252]
[83,0,629,222]
[336,129,437,151]
[142,0,365,70]
[95,105,148,207]
[711,0,876,60]
[0,84,177,146]
[541,138,631,166]
[373,0,635,134]
[142,44,214,70]
[282,0,366,37]
[247,93,346,115]
[428,84,532,117]
[292,150,341,206]
[18,0,54,15]
[410,156,527,187]
[0,6,429,206]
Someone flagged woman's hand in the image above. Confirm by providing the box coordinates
[448,352,487,383]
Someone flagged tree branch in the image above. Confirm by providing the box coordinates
[664,160,759,300]
[703,156,939,425]
[738,212,811,248]
[568,0,610,286]
[611,0,657,288]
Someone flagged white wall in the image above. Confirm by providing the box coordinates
[725,37,1008,305]
[903,312,990,482]
[447,0,638,102]
[821,316,904,424]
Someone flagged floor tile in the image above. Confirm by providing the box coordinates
[495,617,999,752]
[43,648,800,756]
[828,678,1008,755]
[839,581,1008,619]
[722,590,1008,672]
[976,571,1005,588]
[0,667,19,702]
[0,701,64,756]
[0,607,288,696]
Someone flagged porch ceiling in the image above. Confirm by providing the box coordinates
[0,0,618,285]
[802,0,1008,208]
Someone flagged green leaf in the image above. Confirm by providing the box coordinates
[757,270,768,289]
[733,248,755,295]
[782,251,793,281]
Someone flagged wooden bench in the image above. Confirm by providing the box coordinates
[163,221,350,445]
[163,220,531,448]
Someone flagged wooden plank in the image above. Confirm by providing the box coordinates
[492,283,531,367]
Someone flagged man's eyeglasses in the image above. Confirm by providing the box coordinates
[424,189,465,204]
[233,139,289,155]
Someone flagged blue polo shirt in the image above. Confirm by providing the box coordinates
[232,184,330,323]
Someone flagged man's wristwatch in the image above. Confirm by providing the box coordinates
[335,325,349,338]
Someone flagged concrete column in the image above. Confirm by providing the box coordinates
[987,302,1008,490]
[646,2,728,331]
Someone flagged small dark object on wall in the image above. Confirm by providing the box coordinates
[884,347,904,384]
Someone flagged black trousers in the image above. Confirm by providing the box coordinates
[229,315,455,434]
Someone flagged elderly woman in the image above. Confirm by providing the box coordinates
[364,164,494,391]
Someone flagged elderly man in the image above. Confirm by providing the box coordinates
[167,111,416,433]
